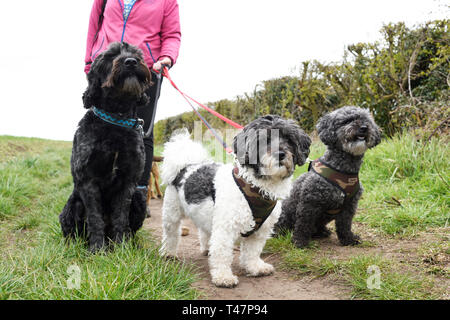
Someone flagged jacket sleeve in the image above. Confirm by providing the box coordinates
[159,0,181,65]
[84,0,104,74]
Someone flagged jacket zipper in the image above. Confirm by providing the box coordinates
[145,43,157,63]
[92,36,105,60]
[119,0,137,43]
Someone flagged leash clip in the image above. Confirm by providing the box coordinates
[135,118,144,136]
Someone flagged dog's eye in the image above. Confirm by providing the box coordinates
[342,118,354,125]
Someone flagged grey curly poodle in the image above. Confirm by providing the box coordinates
[274,106,381,248]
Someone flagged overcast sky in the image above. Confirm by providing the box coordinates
[0,0,447,141]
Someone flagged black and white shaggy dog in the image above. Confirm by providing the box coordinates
[275,106,381,248]
[59,42,152,252]
[160,115,311,287]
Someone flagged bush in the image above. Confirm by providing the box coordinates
[155,20,449,144]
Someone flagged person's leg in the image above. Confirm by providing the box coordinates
[138,132,154,186]
[137,72,162,187]
[136,72,163,217]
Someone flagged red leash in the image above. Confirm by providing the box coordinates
[161,67,244,130]
[158,66,243,154]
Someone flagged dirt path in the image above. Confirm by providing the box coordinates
[144,199,344,300]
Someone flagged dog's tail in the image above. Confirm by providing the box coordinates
[161,129,209,185]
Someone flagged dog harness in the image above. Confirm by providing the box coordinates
[232,167,277,237]
[92,107,144,136]
[308,159,360,214]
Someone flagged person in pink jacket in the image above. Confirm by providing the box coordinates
[84,0,181,215]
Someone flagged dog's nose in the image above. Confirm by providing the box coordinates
[359,125,368,133]
[124,58,137,67]
[275,151,286,161]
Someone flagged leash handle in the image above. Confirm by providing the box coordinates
[155,64,170,79]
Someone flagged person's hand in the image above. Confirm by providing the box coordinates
[153,57,172,72]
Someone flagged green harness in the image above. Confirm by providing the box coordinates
[309,159,360,214]
[232,167,277,237]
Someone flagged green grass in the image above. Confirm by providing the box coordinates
[0,135,70,163]
[293,139,326,179]
[292,132,450,237]
[0,136,200,300]
[268,132,449,299]
[154,144,164,157]
[337,255,439,300]
[266,232,443,300]
[1,132,448,300]
[357,133,449,236]
[0,235,200,299]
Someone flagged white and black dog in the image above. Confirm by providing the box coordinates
[160,115,311,287]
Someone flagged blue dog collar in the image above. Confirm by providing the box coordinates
[92,107,144,135]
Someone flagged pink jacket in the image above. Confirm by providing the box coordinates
[84,0,181,74]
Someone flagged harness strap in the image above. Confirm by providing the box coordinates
[309,159,360,214]
[232,167,277,237]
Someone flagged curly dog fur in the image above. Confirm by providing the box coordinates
[160,115,311,287]
[59,42,152,252]
[275,106,381,248]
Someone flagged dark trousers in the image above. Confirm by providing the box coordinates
[137,72,162,186]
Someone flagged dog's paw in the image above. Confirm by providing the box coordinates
[111,231,131,244]
[292,237,310,249]
[339,234,361,246]
[88,241,105,254]
[145,205,151,218]
[312,228,331,239]
[212,274,239,288]
[159,247,178,259]
[164,255,180,262]
[245,261,274,277]
[160,247,179,261]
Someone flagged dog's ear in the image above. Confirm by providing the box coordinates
[316,112,337,146]
[233,126,261,165]
[82,53,107,109]
[82,72,102,109]
[281,120,311,166]
[293,129,311,166]
[233,129,249,165]
[368,117,382,148]
[140,59,152,87]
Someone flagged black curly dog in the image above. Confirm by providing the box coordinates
[59,42,152,252]
[275,106,381,248]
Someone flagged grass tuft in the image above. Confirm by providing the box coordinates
[0,136,200,300]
